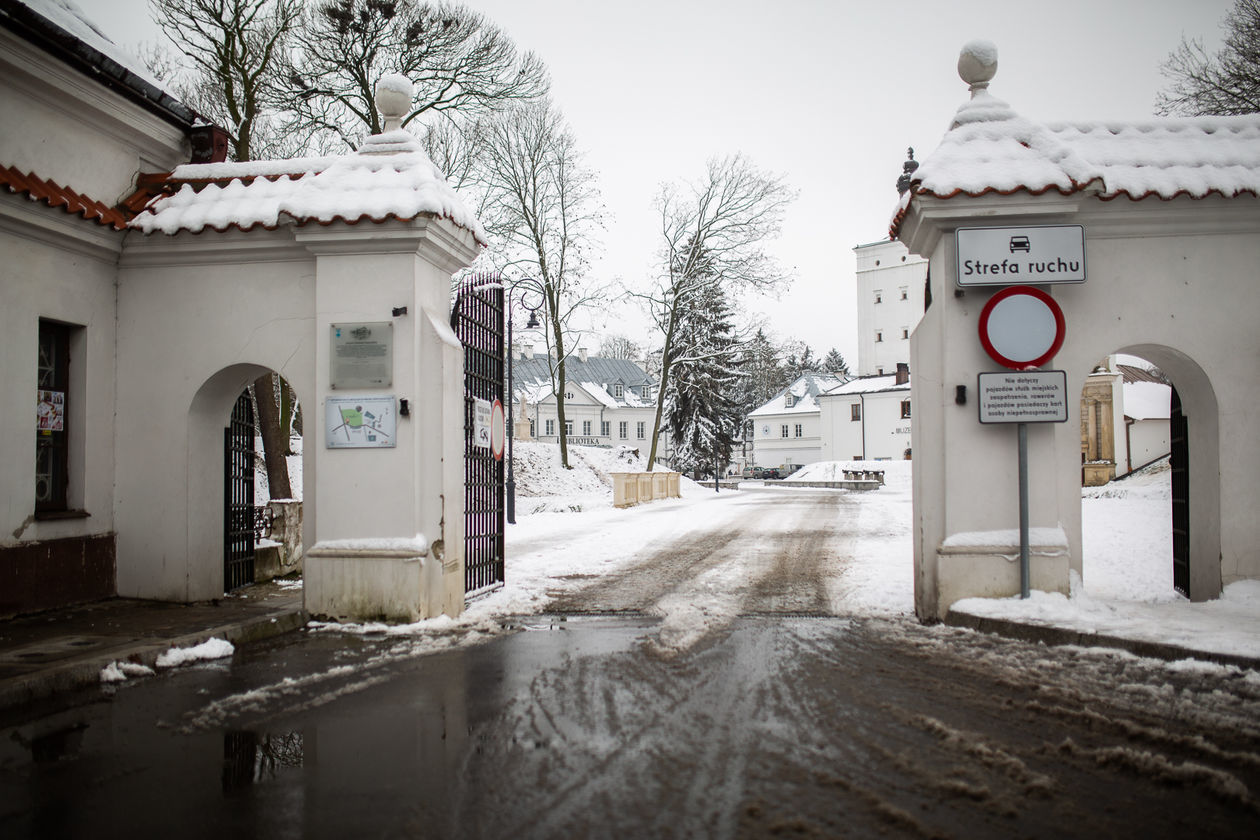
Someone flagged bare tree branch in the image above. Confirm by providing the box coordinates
[1156,0,1260,115]
[633,154,796,469]
[478,100,606,467]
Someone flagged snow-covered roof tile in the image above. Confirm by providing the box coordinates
[823,374,911,396]
[580,382,619,409]
[129,130,486,243]
[748,373,848,416]
[890,58,1260,238]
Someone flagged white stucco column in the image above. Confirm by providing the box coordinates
[299,219,477,622]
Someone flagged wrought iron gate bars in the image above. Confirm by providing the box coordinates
[224,390,256,592]
[451,274,506,595]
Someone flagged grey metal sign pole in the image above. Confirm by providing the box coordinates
[1018,422,1030,598]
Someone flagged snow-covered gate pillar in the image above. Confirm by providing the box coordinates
[899,42,1260,621]
[298,76,482,622]
[299,219,478,622]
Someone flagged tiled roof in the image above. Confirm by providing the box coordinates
[512,354,657,408]
[822,374,910,397]
[128,130,486,243]
[891,89,1260,238]
[749,373,849,417]
[0,164,128,229]
[1117,364,1166,385]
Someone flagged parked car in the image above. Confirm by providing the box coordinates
[742,466,782,480]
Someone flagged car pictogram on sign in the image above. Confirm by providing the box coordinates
[1009,235,1030,253]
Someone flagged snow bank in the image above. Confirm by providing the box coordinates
[510,441,701,514]
[953,575,1260,660]
[100,661,155,683]
[155,637,235,668]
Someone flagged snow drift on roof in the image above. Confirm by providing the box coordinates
[891,64,1260,237]
[18,0,181,100]
[130,130,486,242]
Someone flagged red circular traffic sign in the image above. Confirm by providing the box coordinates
[490,399,505,461]
[978,285,1066,370]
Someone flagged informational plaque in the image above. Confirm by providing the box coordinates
[473,398,492,449]
[978,370,1069,424]
[330,322,392,389]
[325,396,396,448]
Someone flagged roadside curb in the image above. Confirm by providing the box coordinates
[0,607,307,711]
[945,610,1260,672]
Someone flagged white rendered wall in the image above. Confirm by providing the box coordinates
[0,210,120,549]
[114,229,316,601]
[1127,419,1170,474]
[0,29,188,205]
[904,192,1260,619]
[855,240,927,376]
[751,411,822,468]
[819,393,912,462]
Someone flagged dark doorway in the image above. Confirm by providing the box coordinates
[1170,387,1189,597]
[224,390,256,592]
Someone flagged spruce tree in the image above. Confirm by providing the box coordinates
[666,283,743,478]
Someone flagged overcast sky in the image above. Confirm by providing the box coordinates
[74,0,1231,365]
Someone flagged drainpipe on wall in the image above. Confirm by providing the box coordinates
[859,394,867,460]
[1125,416,1135,475]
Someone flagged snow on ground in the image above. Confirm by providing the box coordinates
[958,457,1260,661]
[155,637,235,669]
[310,444,1257,664]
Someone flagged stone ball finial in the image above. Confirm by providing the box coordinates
[957,40,998,94]
[375,73,415,132]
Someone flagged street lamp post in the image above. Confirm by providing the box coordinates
[505,278,542,525]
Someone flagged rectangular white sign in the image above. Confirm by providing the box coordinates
[325,396,397,448]
[956,225,1085,286]
[978,371,1069,424]
[473,398,491,449]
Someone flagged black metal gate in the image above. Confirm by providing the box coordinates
[451,274,505,595]
[224,389,256,592]
[1170,386,1190,597]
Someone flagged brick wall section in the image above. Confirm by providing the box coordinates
[0,534,116,617]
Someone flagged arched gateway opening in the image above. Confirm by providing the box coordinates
[190,365,309,597]
[1077,346,1219,603]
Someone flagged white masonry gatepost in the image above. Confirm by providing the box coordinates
[301,77,480,622]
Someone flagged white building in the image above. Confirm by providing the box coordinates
[818,366,913,462]
[899,43,1260,618]
[2,1,482,621]
[511,347,661,453]
[854,235,927,377]
[747,373,847,471]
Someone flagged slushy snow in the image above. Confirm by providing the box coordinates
[155,637,235,668]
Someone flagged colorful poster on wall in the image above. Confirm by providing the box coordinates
[37,390,64,431]
[325,396,397,448]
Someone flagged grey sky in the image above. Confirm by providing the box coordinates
[74,0,1230,363]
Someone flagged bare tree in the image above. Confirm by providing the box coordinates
[598,334,643,362]
[151,0,303,160]
[283,0,549,151]
[479,100,605,468]
[636,154,795,470]
[1156,0,1260,116]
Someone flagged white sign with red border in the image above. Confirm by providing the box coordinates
[978,285,1066,370]
[490,399,505,461]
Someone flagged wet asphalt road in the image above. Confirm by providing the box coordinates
[3,489,1260,838]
